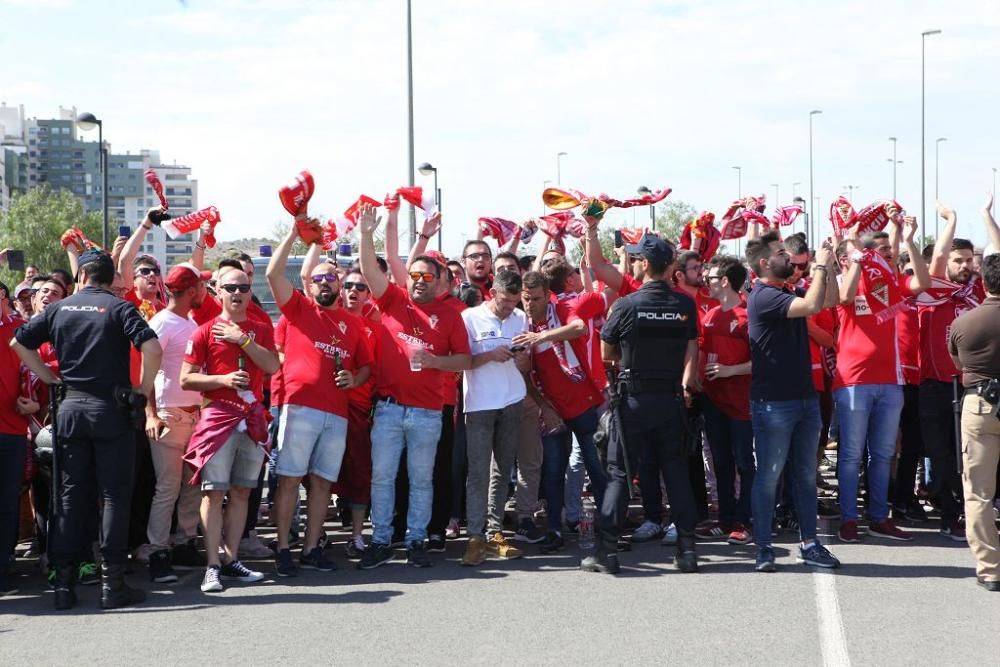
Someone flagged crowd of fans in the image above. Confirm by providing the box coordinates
[2,191,1000,607]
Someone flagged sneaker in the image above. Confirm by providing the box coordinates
[487,533,522,559]
[300,547,337,572]
[755,546,776,572]
[631,520,664,543]
[564,520,580,534]
[539,531,565,554]
[941,521,967,542]
[238,532,273,560]
[817,499,840,519]
[274,548,298,577]
[171,539,206,569]
[406,541,431,568]
[426,534,446,553]
[220,559,265,582]
[512,518,545,544]
[837,520,860,543]
[694,520,727,541]
[358,543,395,570]
[798,540,841,568]
[316,532,330,551]
[462,535,487,566]
[903,501,929,523]
[727,523,752,545]
[78,561,100,586]
[345,536,366,561]
[868,518,914,541]
[445,518,461,540]
[818,456,835,471]
[977,577,1000,592]
[148,549,179,584]
[660,523,678,546]
[201,565,224,592]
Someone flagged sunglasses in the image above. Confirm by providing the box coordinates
[791,261,810,271]
[464,252,490,262]
[409,271,436,283]
[343,281,369,292]
[311,274,339,284]
[220,284,251,294]
[135,267,161,277]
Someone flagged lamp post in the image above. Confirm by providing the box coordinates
[809,110,822,248]
[76,112,108,249]
[792,181,801,199]
[405,0,417,248]
[732,166,742,255]
[417,162,440,251]
[934,136,947,204]
[888,137,898,199]
[814,196,821,243]
[556,151,567,185]
[921,28,942,243]
[637,185,655,225]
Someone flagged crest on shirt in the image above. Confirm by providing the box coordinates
[869,281,890,308]
[429,314,439,330]
[338,320,347,335]
[729,319,739,334]
[330,333,341,347]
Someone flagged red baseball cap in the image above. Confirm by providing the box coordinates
[164,262,213,292]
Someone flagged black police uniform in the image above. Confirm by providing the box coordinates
[596,280,700,567]
[15,285,156,575]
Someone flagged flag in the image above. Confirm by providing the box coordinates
[144,169,168,210]
[163,207,221,248]
[478,217,519,246]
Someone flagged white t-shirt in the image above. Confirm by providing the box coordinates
[461,302,528,413]
[149,309,201,409]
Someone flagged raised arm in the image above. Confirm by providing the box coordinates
[266,224,300,309]
[584,218,623,291]
[384,203,409,286]
[358,204,389,299]
[982,192,1000,253]
[118,207,164,290]
[838,239,863,305]
[191,222,211,270]
[299,241,324,292]
[929,202,957,278]
[902,216,930,294]
[405,212,442,268]
[787,243,834,318]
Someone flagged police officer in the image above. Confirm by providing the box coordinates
[949,253,1000,593]
[582,234,700,574]
[11,249,162,610]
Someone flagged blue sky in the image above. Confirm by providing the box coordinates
[3,0,999,254]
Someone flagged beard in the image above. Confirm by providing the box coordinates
[770,259,795,280]
[315,291,337,307]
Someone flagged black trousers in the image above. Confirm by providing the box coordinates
[128,426,155,551]
[918,380,963,526]
[50,396,135,566]
[599,392,696,539]
[0,433,27,574]
[893,383,924,507]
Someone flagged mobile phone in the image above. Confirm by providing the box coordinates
[6,250,25,273]
[118,225,132,238]
[614,231,623,248]
[259,244,273,258]
[510,344,526,353]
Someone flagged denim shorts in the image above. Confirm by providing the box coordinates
[200,429,265,491]
[275,404,348,482]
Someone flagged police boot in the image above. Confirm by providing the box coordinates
[675,531,698,573]
[53,564,77,610]
[100,563,146,610]
[580,532,620,574]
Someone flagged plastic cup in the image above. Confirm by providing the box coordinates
[407,342,423,372]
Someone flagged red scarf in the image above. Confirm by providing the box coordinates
[859,250,905,324]
[531,302,585,383]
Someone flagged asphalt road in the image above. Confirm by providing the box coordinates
[3,515,999,666]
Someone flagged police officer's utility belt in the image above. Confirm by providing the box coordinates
[617,370,680,395]
[973,378,1000,406]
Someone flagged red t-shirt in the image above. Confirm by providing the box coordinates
[833,273,913,388]
[374,284,471,410]
[701,304,751,421]
[694,288,720,319]
[273,290,373,418]
[564,291,609,392]
[918,279,987,383]
[617,273,642,297]
[349,311,381,410]
[270,317,288,406]
[809,308,836,391]
[437,294,467,407]
[897,302,920,386]
[184,316,276,405]
[531,298,602,420]
[0,314,29,436]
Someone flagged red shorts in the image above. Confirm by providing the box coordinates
[331,401,372,505]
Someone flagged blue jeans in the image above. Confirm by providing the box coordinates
[834,384,904,523]
[370,400,442,545]
[702,399,755,526]
[541,407,606,532]
[751,398,821,548]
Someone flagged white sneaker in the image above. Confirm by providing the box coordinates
[631,520,664,543]
[200,565,224,593]
[238,532,273,559]
[660,523,678,546]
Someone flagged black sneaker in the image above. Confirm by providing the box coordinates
[345,537,366,561]
[817,499,839,519]
[426,535,446,553]
[78,561,100,586]
[358,543,394,570]
[275,548,298,577]
[220,559,265,582]
[564,520,580,534]
[300,547,337,572]
[539,531,565,554]
[513,518,545,544]
[148,549,178,584]
[755,546,776,573]
[171,539,206,569]
[798,540,841,569]
[406,541,431,568]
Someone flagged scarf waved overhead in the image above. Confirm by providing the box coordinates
[144,169,168,210]
[859,249,905,324]
[854,200,904,235]
[279,170,322,244]
[477,217,538,246]
[542,186,671,220]
[680,211,721,262]
[537,211,586,254]
[163,207,220,248]
[59,226,102,254]
[720,195,767,240]
[531,302,586,383]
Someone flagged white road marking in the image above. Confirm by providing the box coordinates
[813,569,851,666]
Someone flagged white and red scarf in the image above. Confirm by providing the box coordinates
[531,301,585,383]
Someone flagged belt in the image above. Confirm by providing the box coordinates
[376,396,400,406]
[64,388,112,400]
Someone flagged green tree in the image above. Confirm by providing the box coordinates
[0,185,103,287]
[655,199,698,243]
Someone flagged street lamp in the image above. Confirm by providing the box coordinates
[792,182,801,199]
[417,162,440,251]
[405,0,417,247]
[637,185,655,225]
[888,137,898,199]
[732,166,742,255]
[76,112,108,249]
[887,159,903,200]
[921,28,942,243]
[809,110,823,248]
[934,137,947,202]
[556,152,567,185]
